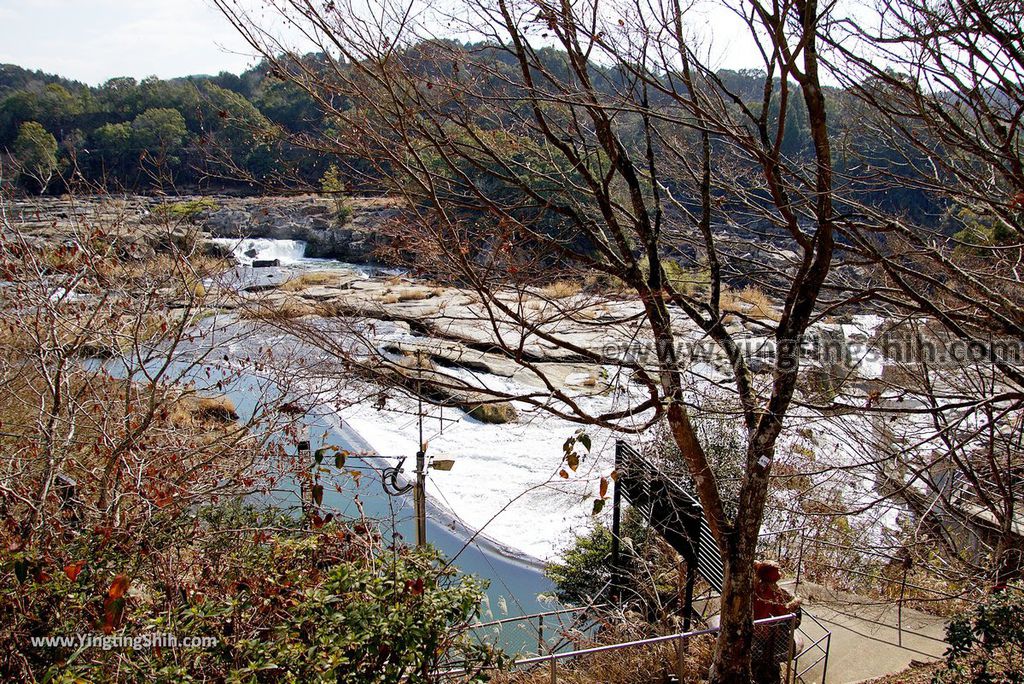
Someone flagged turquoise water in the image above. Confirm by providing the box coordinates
[294,406,564,654]
[96,338,565,656]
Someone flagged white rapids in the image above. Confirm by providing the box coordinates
[210,237,308,265]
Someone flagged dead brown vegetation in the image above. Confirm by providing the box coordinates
[492,627,715,684]
[279,271,347,291]
[467,402,519,424]
[539,280,582,300]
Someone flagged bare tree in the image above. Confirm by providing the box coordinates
[0,191,321,548]
[215,0,850,679]
[817,0,1024,584]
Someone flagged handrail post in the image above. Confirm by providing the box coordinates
[610,441,623,603]
[682,562,696,631]
[898,562,908,648]
[795,528,805,592]
[549,654,557,684]
[676,633,686,681]
[785,615,796,683]
[538,614,545,655]
[821,632,831,683]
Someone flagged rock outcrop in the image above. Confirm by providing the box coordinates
[3,194,398,265]
[201,195,399,263]
[2,195,209,260]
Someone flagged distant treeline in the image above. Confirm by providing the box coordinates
[0,46,940,222]
[0,59,331,193]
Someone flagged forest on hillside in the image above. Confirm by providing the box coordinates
[0,49,937,223]
[0,60,326,192]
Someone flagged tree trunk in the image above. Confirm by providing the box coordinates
[709,443,777,683]
[709,548,756,683]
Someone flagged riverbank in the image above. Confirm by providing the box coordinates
[204,238,900,566]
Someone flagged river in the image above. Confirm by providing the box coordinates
[196,239,565,653]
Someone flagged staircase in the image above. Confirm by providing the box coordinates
[613,441,724,592]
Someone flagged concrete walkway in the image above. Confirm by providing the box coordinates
[783,580,948,683]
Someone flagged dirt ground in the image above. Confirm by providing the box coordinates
[862,660,943,683]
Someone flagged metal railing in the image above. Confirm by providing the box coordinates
[485,613,799,683]
[455,604,832,682]
[756,526,808,591]
[757,528,962,655]
[792,608,831,683]
[615,442,720,590]
[469,605,606,656]
[613,442,832,681]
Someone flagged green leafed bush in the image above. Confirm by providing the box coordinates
[933,585,1024,683]
[151,197,220,223]
[546,507,671,608]
[2,503,503,683]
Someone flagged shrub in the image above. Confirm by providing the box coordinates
[315,301,345,317]
[659,259,710,297]
[279,271,346,291]
[321,163,354,226]
[581,272,628,292]
[546,521,616,604]
[539,280,581,300]
[581,260,708,295]
[494,625,715,684]
[195,396,239,423]
[397,287,434,302]
[240,299,317,320]
[151,198,219,223]
[611,259,712,296]
[1,503,503,683]
[546,507,672,608]
[719,285,779,321]
[166,394,239,427]
[950,206,1015,256]
[335,202,354,225]
[933,585,1024,683]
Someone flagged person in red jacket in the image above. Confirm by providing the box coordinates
[753,561,802,619]
[751,561,803,682]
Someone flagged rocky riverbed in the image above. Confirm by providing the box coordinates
[3,193,897,560]
[203,248,891,559]
[201,195,401,262]
[1,193,397,263]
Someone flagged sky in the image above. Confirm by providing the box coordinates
[0,0,767,86]
[0,0,258,85]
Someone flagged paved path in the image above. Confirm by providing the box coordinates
[783,580,947,683]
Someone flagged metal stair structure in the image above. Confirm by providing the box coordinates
[610,441,832,682]
[611,441,724,595]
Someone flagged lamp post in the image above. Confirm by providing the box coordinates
[297,426,311,514]
[414,449,426,548]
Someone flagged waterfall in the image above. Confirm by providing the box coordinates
[210,238,308,265]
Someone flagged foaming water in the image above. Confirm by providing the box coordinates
[210,237,307,265]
